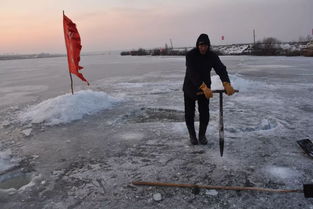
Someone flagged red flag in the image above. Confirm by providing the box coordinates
[221,35,224,41]
[63,13,89,84]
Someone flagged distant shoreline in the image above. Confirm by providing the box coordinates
[2,40,312,61]
[0,53,65,61]
[0,51,113,61]
[120,41,313,57]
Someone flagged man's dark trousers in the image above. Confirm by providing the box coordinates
[184,94,210,138]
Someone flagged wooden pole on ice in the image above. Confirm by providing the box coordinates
[132,181,303,194]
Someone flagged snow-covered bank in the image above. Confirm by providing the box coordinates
[19,90,121,126]
[121,41,313,57]
[213,41,313,56]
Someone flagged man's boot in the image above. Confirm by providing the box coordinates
[199,123,208,145]
[187,125,198,145]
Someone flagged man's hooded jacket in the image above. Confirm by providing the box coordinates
[183,34,230,99]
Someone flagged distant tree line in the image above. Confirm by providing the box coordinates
[120,48,188,56]
[251,37,312,56]
[121,37,313,57]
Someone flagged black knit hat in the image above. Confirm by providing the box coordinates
[196,33,211,47]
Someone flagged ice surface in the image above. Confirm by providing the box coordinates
[1,55,313,208]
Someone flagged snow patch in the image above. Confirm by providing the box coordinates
[118,82,146,88]
[211,74,264,92]
[265,166,299,179]
[252,64,291,69]
[205,189,218,196]
[22,128,32,136]
[214,45,249,55]
[211,76,224,90]
[19,90,121,126]
[119,132,144,141]
[153,193,162,201]
[171,122,187,134]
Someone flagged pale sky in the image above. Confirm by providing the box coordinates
[1,0,312,54]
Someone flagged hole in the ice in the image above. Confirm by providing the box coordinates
[227,118,278,133]
[299,104,313,113]
[122,107,186,123]
[0,169,32,190]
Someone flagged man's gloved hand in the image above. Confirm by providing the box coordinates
[223,82,235,96]
[199,83,213,99]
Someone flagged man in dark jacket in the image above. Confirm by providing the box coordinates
[183,33,235,145]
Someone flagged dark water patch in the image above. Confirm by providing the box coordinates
[298,104,313,113]
[121,107,186,123]
[0,169,32,190]
[0,157,35,190]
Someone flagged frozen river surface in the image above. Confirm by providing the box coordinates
[0,54,313,208]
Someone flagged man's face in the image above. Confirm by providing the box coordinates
[198,44,208,55]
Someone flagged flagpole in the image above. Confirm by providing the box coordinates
[69,71,74,95]
[63,10,74,95]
